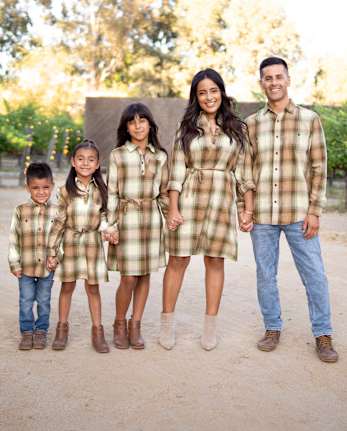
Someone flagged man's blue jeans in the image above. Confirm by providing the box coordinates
[18,272,54,333]
[250,222,332,337]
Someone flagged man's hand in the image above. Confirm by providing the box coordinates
[303,214,320,239]
[238,211,254,232]
[47,256,58,272]
[11,269,22,278]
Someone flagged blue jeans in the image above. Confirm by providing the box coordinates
[18,272,54,333]
[250,222,332,337]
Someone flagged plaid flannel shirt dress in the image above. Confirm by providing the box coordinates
[168,113,255,260]
[107,142,169,276]
[8,200,57,277]
[47,180,108,284]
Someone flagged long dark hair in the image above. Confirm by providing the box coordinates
[65,139,108,211]
[117,102,165,153]
[178,68,246,154]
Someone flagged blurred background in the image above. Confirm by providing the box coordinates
[0,0,346,207]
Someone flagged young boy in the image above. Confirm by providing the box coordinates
[8,162,57,350]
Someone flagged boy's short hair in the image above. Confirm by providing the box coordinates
[259,56,288,77]
[26,162,53,184]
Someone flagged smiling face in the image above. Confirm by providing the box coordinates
[127,114,150,145]
[196,78,222,118]
[71,147,100,183]
[260,63,290,104]
[26,177,54,205]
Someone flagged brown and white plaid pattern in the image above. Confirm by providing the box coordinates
[246,100,327,225]
[8,200,57,277]
[47,180,108,284]
[168,113,255,260]
[107,142,169,275]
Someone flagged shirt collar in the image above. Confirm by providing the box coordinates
[125,141,156,153]
[75,176,96,192]
[262,99,296,116]
[28,198,50,207]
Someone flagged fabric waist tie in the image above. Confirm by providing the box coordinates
[119,197,157,214]
[185,167,228,196]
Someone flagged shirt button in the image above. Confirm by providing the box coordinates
[275,168,278,171]
[276,135,279,138]
[274,184,278,187]
[275,152,278,155]
[274,201,277,203]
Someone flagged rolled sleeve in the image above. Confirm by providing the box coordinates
[107,151,119,230]
[168,138,187,193]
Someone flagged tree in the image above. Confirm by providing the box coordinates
[0,0,38,75]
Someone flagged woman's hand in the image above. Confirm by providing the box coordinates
[167,208,184,231]
[103,228,119,245]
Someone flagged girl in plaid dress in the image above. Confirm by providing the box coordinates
[159,69,255,351]
[47,140,110,353]
[106,103,168,349]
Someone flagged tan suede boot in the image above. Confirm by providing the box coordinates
[200,314,217,351]
[113,319,129,349]
[257,330,281,352]
[33,330,47,349]
[316,335,338,363]
[159,312,176,350]
[52,322,69,350]
[92,325,109,353]
[128,318,145,349]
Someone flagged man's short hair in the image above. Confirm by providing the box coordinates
[259,57,288,77]
[26,162,53,184]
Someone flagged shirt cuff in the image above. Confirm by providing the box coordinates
[47,249,57,257]
[238,180,256,195]
[10,263,21,273]
[308,204,323,217]
[167,181,183,193]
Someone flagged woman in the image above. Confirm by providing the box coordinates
[160,68,255,351]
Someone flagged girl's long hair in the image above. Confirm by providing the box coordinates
[178,68,247,154]
[65,139,108,211]
[116,102,166,153]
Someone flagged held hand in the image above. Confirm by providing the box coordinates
[12,269,22,278]
[303,214,320,239]
[109,230,119,245]
[239,211,253,232]
[47,256,58,271]
[167,208,184,231]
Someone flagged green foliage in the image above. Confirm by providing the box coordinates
[315,105,347,175]
[0,103,83,156]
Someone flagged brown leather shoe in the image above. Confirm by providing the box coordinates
[257,330,281,352]
[19,331,33,350]
[113,319,129,349]
[316,335,338,363]
[33,330,47,349]
[92,325,109,353]
[52,322,69,350]
[128,319,145,349]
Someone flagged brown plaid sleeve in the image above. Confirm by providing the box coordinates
[107,150,119,232]
[8,207,21,273]
[157,154,169,218]
[47,188,68,257]
[308,115,327,216]
[168,137,187,193]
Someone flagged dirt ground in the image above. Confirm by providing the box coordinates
[1,183,347,431]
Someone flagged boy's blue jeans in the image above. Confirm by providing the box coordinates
[18,272,54,333]
[250,222,332,337]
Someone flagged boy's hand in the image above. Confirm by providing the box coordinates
[11,269,22,278]
[47,256,58,271]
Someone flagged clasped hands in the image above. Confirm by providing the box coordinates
[102,229,119,245]
[239,210,253,232]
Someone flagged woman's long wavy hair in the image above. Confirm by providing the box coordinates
[116,102,166,153]
[178,68,247,154]
[65,139,108,211]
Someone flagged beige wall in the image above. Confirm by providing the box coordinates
[84,97,262,162]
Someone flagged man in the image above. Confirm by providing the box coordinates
[245,56,338,363]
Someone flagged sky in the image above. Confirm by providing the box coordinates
[279,0,347,58]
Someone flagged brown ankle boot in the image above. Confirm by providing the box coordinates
[52,322,69,350]
[316,335,338,363]
[92,325,109,353]
[128,319,145,349]
[257,330,281,352]
[113,319,129,349]
[19,331,33,350]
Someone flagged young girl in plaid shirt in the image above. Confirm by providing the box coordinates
[47,140,110,353]
[106,103,168,349]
